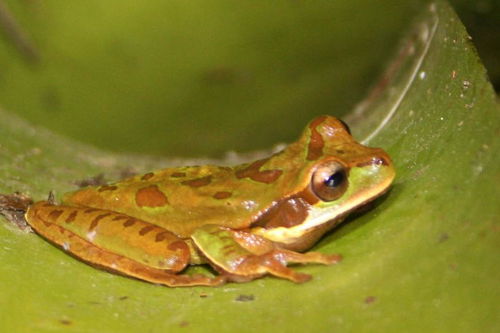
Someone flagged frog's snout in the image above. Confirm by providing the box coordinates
[355,149,393,168]
[353,148,396,190]
[371,149,396,185]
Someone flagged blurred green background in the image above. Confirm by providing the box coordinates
[0,1,498,332]
[0,1,497,156]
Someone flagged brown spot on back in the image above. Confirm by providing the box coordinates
[155,231,169,242]
[112,215,128,221]
[123,218,136,227]
[98,185,118,192]
[171,172,186,178]
[235,159,283,184]
[84,208,99,214]
[139,225,155,236]
[48,209,63,221]
[181,175,212,188]
[135,185,169,208]
[213,191,232,199]
[89,213,111,231]
[65,211,78,223]
[307,116,327,161]
[141,172,155,181]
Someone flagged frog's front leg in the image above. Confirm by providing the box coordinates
[26,201,225,287]
[191,225,341,283]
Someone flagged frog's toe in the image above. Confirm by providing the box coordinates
[216,260,311,284]
[258,255,312,283]
[279,250,343,265]
[323,253,343,264]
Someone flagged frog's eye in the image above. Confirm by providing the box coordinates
[311,161,348,201]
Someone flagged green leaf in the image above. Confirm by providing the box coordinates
[0,1,498,332]
[0,0,419,156]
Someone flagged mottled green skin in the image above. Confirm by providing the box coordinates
[24,116,394,286]
[62,116,393,239]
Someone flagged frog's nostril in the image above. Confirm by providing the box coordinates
[373,157,389,166]
[355,156,390,168]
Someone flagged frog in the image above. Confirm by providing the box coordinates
[24,115,395,287]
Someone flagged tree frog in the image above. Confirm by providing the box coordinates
[25,116,395,286]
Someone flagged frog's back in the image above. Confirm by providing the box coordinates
[62,115,389,239]
[63,164,290,238]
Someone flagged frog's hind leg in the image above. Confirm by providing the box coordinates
[191,225,341,283]
[26,201,225,287]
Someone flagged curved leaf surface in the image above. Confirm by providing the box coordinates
[0,1,498,332]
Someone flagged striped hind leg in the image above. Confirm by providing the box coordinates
[26,201,224,287]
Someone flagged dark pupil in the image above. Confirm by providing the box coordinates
[324,171,344,188]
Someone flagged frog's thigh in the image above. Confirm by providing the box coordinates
[26,201,224,287]
[191,225,340,283]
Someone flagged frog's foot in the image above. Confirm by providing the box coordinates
[26,201,225,287]
[191,225,341,283]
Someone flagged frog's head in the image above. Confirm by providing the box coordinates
[253,115,395,251]
[304,115,395,208]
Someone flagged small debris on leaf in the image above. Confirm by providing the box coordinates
[59,319,72,326]
[364,296,376,304]
[235,294,255,302]
[438,233,449,243]
[0,193,33,231]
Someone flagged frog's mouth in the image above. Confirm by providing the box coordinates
[252,160,395,248]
